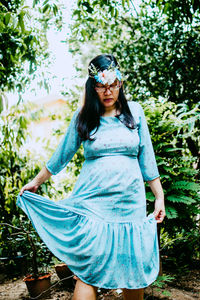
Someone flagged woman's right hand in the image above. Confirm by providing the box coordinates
[20,179,40,196]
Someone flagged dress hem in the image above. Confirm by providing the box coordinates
[70,267,160,290]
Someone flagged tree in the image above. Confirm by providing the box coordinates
[0,0,62,108]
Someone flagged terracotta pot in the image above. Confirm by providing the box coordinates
[23,273,51,299]
[54,263,74,288]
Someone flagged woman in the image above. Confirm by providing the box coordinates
[18,54,165,300]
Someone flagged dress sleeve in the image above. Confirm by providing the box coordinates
[45,107,82,175]
[137,103,160,182]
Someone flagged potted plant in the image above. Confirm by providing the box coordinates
[53,257,74,290]
[1,220,52,299]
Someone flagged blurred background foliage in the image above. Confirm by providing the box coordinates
[0,0,199,279]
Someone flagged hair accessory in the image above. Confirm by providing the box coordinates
[88,61,123,85]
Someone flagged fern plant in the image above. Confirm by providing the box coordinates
[143,99,200,262]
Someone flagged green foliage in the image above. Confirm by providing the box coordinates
[1,216,53,277]
[149,273,174,298]
[0,0,62,97]
[144,100,199,229]
[43,97,85,200]
[155,0,200,23]
[0,103,54,266]
[142,100,200,265]
[160,227,200,266]
[152,274,174,288]
[69,0,200,108]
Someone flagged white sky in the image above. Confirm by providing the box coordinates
[6,0,141,107]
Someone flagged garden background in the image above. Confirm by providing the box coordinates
[0,0,199,299]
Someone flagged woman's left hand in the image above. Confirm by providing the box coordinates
[153,198,166,223]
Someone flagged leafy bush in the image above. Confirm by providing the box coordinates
[144,99,200,261]
[0,103,54,270]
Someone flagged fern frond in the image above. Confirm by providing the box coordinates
[167,195,196,204]
[178,168,198,176]
[165,206,178,219]
[164,148,184,152]
[172,181,200,192]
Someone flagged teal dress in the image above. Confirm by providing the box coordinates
[17,101,160,289]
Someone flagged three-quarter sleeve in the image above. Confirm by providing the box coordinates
[45,107,82,175]
[137,103,160,182]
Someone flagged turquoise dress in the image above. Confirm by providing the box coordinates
[17,101,160,289]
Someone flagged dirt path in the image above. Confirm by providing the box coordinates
[0,269,199,300]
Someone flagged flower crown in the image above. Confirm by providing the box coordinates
[88,61,123,85]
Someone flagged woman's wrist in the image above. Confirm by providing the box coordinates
[155,197,165,202]
[32,177,42,187]
[33,166,52,186]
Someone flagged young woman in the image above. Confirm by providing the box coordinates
[18,54,165,300]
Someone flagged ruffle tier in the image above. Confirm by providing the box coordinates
[16,191,159,289]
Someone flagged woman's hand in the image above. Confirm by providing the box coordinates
[20,179,39,196]
[153,198,166,223]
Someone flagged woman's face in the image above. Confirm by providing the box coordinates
[95,79,121,110]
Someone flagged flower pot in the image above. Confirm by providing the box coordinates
[54,263,74,289]
[23,273,51,299]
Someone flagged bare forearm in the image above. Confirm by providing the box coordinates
[20,166,52,195]
[34,166,52,185]
[147,177,164,200]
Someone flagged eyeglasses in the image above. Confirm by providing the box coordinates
[95,84,121,93]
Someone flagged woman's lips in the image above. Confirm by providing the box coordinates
[104,98,113,102]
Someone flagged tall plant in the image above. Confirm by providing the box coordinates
[144,99,200,262]
[0,103,54,259]
[0,0,63,107]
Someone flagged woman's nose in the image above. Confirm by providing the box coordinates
[104,87,112,95]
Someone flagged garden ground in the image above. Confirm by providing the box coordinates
[0,267,199,300]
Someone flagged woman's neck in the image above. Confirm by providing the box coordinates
[102,104,121,117]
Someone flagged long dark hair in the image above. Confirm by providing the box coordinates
[76,54,137,141]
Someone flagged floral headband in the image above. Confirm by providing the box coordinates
[88,62,123,85]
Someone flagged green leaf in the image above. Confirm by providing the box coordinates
[162,291,172,297]
[111,7,115,17]
[18,12,25,33]
[4,13,11,26]
[0,95,3,114]
[164,147,184,152]
[163,2,170,14]
[165,206,178,219]
[146,191,155,202]
[172,181,200,192]
[43,4,50,14]
[100,19,105,28]
[0,21,5,31]
[43,0,49,5]
[167,195,196,204]
[81,28,87,38]
[53,4,58,16]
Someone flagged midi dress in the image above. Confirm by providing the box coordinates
[17,100,160,289]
